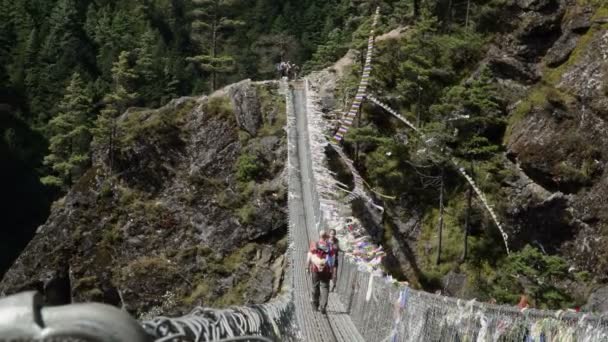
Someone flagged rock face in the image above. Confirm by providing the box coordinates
[0,80,288,317]
[227,80,262,136]
[505,4,608,281]
[584,286,608,313]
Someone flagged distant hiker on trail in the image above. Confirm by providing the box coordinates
[278,61,287,79]
[287,62,299,80]
[328,228,340,291]
[306,230,336,314]
[276,62,283,79]
[285,61,292,80]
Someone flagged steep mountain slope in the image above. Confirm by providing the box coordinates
[0,80,288,317]
[311,0,608,311]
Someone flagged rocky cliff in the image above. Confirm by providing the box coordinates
[0,80,288,317]
[499,0,608,309]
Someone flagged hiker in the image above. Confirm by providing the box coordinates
[285,61,292,80]
[278,61,287,78]
[276,62,283,79]
[292,64,300,80]
[306,230,336,314]
[328,228,340,291]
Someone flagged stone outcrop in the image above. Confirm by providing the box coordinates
[584,286,608,313]
[227,80,263,136]
[0,80,288,317]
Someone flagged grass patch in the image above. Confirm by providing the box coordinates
[100,222,122,248]
[545,6,608,86]
[183,243,260,307]
[504,85,575,142]
[204,95,234,122]
[576,0,607,8]
[118,256,177,282]
[236,203,257,224]
[120,99,195,147]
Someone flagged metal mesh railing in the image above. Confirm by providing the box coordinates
[335,259,608,341]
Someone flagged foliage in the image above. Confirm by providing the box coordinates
[430,69,506,159]
[183,242,261,306]
[488,245,574,309]
[235,153,265,183]
[41,72,93,188]
[237,203,257,224]
[203,96,234,121]
[188,0,244,91]
[93,51,138,168]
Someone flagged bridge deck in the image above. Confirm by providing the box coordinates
[290,81,365,342]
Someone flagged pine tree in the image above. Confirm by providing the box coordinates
[161,58,180,105]
[93,51,138,171]
[0,0,13,89]
[41,72,92,188]
[187,0,244,91]
[135,28,162,104]
[31,0,83,124]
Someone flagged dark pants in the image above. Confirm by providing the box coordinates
[311,271,331,310]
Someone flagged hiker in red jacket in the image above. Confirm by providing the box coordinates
[306,230,336,314]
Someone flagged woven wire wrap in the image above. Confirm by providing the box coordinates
[333,256,608,342]
[141,301,296,342]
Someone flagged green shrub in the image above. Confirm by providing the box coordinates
[99,180,113,198]
[488,245,573,309]
[237,203,256,224]
[236,153,265,182]
[101,224,122,246]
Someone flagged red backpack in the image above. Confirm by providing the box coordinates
[310,242,334,273]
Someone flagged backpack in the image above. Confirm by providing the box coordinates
[311,242,334,272]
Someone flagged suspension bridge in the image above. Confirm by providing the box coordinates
[2,8,608,342]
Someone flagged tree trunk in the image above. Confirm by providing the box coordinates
[462,179,473,261]
[465,0,471,31]
[446,0,453,31]
[436,167,445,266]
[211,23,217,91]
[414,0,420,19]
[109,118,115,173]
[416,85,422,128]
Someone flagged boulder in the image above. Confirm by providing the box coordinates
[567,7,594,33]
[583,286,608,313]
[545,33,578,67]
[516,0,557,11]
[227,80,262,136]
[486,52,540,83]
